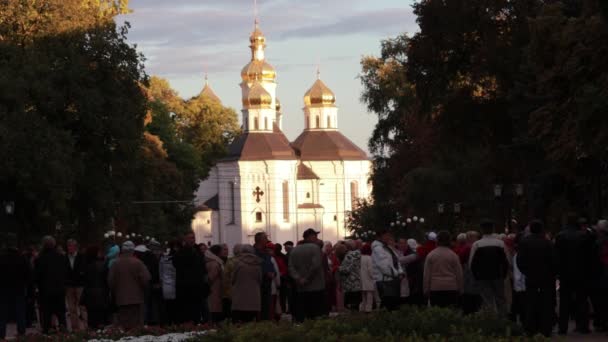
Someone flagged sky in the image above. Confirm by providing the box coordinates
[118,0,419,153]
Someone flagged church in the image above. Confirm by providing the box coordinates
[192,19,372,246]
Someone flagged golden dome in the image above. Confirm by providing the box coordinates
[243,82,272,109]
[304,78,336,107]
[275,98,281,112]
[250,24,266,46]
[241,60,276,82]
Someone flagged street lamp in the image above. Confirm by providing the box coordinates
[4,201,14,215]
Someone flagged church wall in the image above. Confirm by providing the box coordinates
[194,167,219,205]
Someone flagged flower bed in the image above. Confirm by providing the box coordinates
[197,307,545,342]
[13,307,547,341]
[12,324,211,342]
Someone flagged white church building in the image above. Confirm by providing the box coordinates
[192,20,372,246]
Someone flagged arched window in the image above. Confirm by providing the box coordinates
[305,115,309,129]
[282,181,289,222]
[315,115,320,128]
[350,181,359,207]
[327,116,331,128]
[264,117,268,130]
[254,117,259,130]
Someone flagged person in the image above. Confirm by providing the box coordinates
[289,228,326,322]
[372,230,403,311]
[82,245,109,330]
[273,243,289,315]
[516,220,556,337]
[555,214,597,335]
[134,243,159,325]
[423,231,463,308]
[254,232,275,321]
[107,241,151,331]
[417,232,437,259]
[0,234,30,339]
[510,243,526,326]
[231,245,262,323]
[396,238,417,303]
[469,220,510,316]
[283,241,295,314]
[223,244,242,321]
[172,231,208,324]
[35,236,69,334]
[459,231,481,315]
[359,243,375,313]
[339,240,362,311]
[265,242,282,320]
[65,239,86,331]
[159,240,178,325]
[206,244,225,323]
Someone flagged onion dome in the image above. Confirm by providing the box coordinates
[276,98,281,112]
[243,82,272,109]
[241,60,276,82]
[304,77,336,107]
[250,22,266,47]
[200,75,221,103]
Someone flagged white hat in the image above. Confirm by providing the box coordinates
[121,241,135,252]
[427,232,437,241]
[134,245,149,253]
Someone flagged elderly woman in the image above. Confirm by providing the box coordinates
[423,231,463,308]
[339,240,362,311]
[231,245,262,323]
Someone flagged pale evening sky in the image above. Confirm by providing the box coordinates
[118,0,418,153]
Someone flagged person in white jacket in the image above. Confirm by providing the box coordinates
[372,230,404,311]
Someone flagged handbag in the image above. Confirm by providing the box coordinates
[379,272,401,298]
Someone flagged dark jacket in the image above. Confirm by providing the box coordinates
[35,248,68,296]
[82,259,109,309]
[555,226,599,282]
[108,254,151,306]
[172,245,208,300]
[516,233,557,287]
[0,248,31,296]
[66,253,86,287]
[469,235,509,281]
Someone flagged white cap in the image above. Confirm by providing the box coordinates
[134,245,149,253]
[427,232,437,241]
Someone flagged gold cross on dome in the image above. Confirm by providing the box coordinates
[253,186,264,203]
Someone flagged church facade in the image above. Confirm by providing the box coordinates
[192,20,372,246]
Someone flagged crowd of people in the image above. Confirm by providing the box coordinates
[1,214,608,338]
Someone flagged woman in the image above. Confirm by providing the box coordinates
[222,244,242,321]
[82,245,109,329]
[339,240,362,311]
[231,245,262,323]
[359,243,375,312]
[396,238,417,303]
[423,231,463,308]
[206,245,226,323]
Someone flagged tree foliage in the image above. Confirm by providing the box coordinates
[361,0,608,230]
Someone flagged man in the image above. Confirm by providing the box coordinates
[468,220,510,316]
[283,241,295,314]
[516,220,557,337]
[108,241,151,331]
[284,241,294,255]
[65,239,86,331]
[254,232,275,321]
[555,213,598,334]
[172,231,208,324]
[0,234,30,339]
[289,228,326,322]
[35,236,69,334]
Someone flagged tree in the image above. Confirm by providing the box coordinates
[0,0,147,242]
